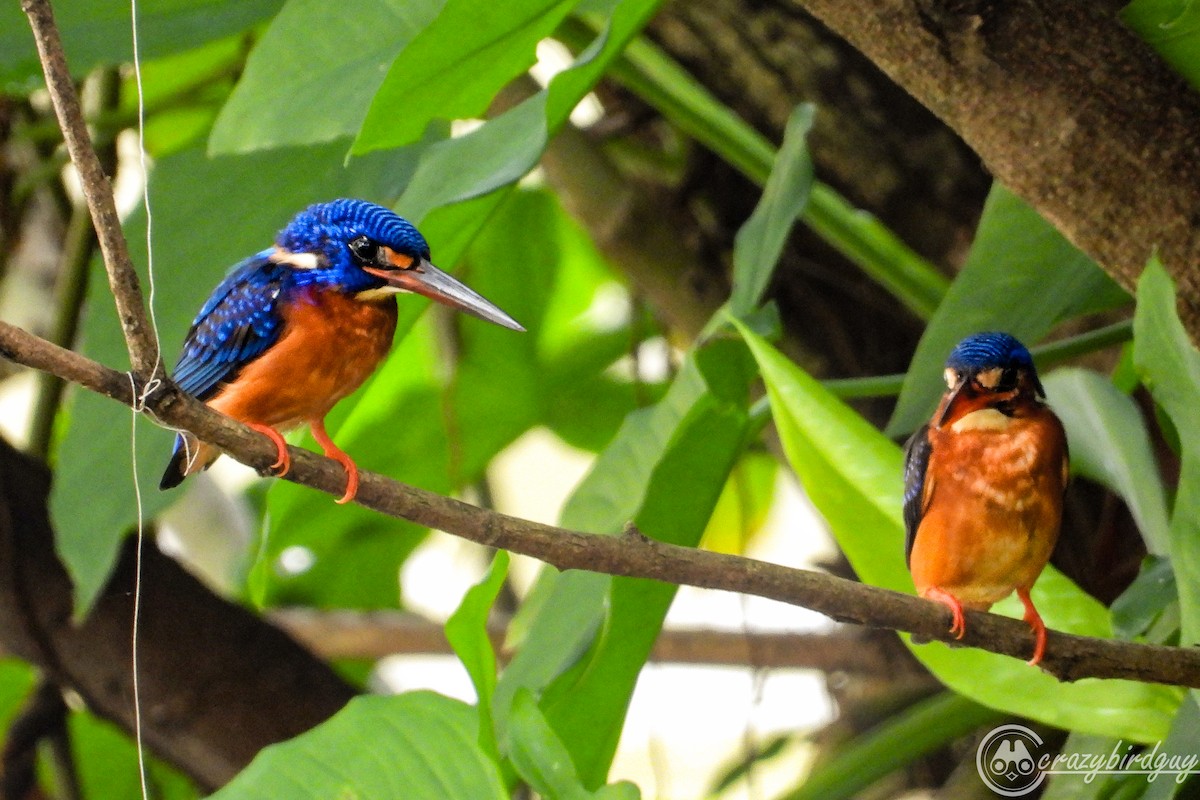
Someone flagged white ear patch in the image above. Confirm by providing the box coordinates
[974,367,1003,389]
[943,367,959,389]
[271,249,321,270]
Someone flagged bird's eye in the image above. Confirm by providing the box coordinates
[998,367,1019,391]
[348,236,380,264]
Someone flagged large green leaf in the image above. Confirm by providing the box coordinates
[1133,259,1200,644]
[446,551,510,762]
[736,321,1181,742]
[1123,0,1200,92]
[1043,368,1171,554]
[210,693,508,799]
[495,340,752,788]
[52,139,422,612]
[888,184,1130,437]
[70,712,197,800]
[208,0,442,153]
[1,0,283,91]
[353,0,578,153]
[728,104,814,318]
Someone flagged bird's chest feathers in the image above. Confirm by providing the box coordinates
[281,290,397,387]
[930,413,1057,511]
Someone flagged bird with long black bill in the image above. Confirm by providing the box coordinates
[159,198,523,504]
[903,332,1068,665]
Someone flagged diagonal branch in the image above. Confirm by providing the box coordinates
[1,318,1198,689]
[20,0,159,375]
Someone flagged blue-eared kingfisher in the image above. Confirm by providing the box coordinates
[902,332,1068,665]
[159,198,524,504]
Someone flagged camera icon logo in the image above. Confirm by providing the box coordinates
[976,724,1046,796]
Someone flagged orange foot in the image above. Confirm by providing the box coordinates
[1017,587,1047,666]
[309,416,358,505]
[923,586,966,640]
[247,422,290,477]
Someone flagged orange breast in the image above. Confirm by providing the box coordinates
[208,288,397,430]
[908,407,1067,609]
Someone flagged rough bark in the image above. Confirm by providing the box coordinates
[0,438,355,790]
[792,0,1200,345]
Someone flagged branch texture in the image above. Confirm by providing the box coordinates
[2,319,1198,689]
[793,0,1200,344]
[20,0,160,374]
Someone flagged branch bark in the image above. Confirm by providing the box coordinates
[791,0,1200,345]
[2,319,1198,689]
[20,0,159,375]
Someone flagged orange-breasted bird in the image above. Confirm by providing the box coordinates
[159,198,523,503]
[902,332,1068,665]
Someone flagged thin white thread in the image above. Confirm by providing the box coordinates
[129,0,159,794]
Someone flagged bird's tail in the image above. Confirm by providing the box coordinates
[159,433,211,490]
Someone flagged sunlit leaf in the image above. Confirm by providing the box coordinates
[1043,368,1171,554]
[729,104,814,318]
[888,184,1130,437]
[446,551,510,761]
[699,450,776,555]
[210,693,507,799]
[736,320,1181,742]
[1133,258,1200,644]
[208,0,441,153]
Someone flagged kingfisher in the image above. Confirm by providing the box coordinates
[902,332,1068,665]
[159,198,523,504]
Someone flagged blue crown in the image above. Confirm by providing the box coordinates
[946,332,1035,372]
[276,199,431,260]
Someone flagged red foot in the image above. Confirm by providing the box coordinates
[1018,587,1047,666]
[247,422,290,477]
[309,417,358,504]
[923,587,966,640]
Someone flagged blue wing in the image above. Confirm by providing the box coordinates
[902,424,932,567]
[170,250,290,401]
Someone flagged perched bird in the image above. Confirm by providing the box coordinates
[903,332,1068,665]
[159,198,523,503]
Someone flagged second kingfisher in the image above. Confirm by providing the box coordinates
[159,198,524,504]
[902,332,1068,665]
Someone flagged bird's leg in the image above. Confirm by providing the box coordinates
[1017,587,1047,667]
[247,422,290,477]
[922,586,966,640]
[309,417,358,505]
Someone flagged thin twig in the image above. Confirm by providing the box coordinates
[1,320,1198,689]
[20,0,159,376]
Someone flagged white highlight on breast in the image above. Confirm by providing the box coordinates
[949,407,1011,432]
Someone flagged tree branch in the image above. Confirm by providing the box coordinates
[19,0,159,375]
[1,319,1197,689]
[791,0,1200,346]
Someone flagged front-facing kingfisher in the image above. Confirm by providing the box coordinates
[902,332,1068,665]
[159,198,523,504]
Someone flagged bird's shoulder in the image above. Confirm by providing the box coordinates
[902,424,933,566]
[171,252,293,400]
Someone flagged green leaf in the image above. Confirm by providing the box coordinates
[446,551,510,761]
[735,320,1182,742]
[506,690,641,800]
[1122,0,1200,92]
[210,693,508,799]
[1043,368,1171,554]
[353,0,578,153]
[495,340,752,787]
[52,139,422,613]
[888,183,1131,437]
[728,104,814,318]
[1133,258,1200,644]
[1,0,283,92]
[779,692,1001,800]
[1112,555,1178,642]
[70,711,198,800]
[208,0,441,153]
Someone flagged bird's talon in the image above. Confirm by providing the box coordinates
[248,423,290,477]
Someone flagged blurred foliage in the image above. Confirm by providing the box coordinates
[1,0,1199,798]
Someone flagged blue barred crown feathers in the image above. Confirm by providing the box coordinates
[946,331,1042,395]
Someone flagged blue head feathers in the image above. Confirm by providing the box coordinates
[946,332,1043,396]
